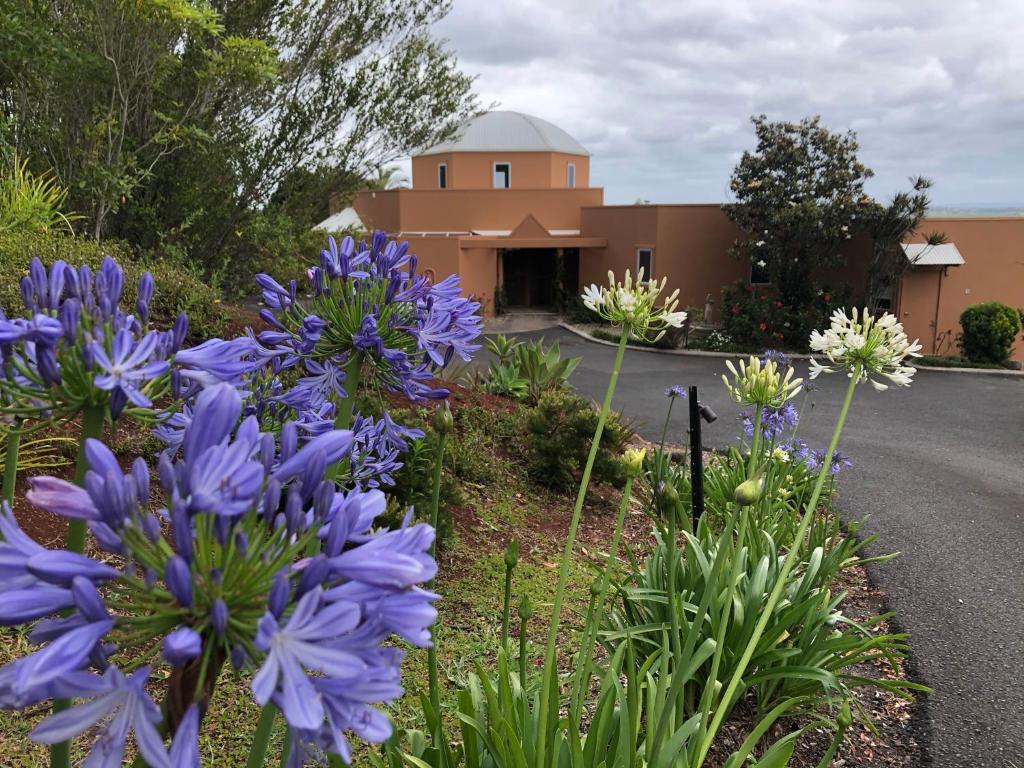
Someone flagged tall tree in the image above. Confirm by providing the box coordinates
[862,176,946,312]
[723,115,875,306]
[0,0,274,240]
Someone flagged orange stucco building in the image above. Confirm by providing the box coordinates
[338,111,1024,362]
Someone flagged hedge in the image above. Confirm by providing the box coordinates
[0,231,228,340]
[958,301,1021,364]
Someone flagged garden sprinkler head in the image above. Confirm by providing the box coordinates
[698,403,718,424]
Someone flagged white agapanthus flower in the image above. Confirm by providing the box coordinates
[756,259,767,268]
[581,268,687,342]
[808,308,922,391]
[722,356,803,408]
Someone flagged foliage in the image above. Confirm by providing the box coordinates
[0,154,79,234]
[861,177,946,312]
[721,280,847,351]
[723,115,873,315]
[687,328,737,352]
[1,0,477,275]
[958,301,1021,364]
[0,230,227,340]
[481,336,580,404]
[525,391,631,489]
[914,354,1008,370]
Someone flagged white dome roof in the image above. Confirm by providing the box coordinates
[418,111,589,156]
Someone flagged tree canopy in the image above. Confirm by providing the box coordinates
[0,0,478,285]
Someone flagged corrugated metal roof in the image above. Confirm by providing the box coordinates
[901,242,965,266]
[314,207,363,232]
[419,111,589,156]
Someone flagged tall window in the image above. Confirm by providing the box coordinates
[567,162,576,188]
[438,163,447,189]
[636,247,653,278]
[493,162,511,189]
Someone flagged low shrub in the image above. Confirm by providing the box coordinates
[526,390,632,489]
[480,336,580,403]
[721,280,848,351]
[0,231,228,340]
[959,301,1021,363]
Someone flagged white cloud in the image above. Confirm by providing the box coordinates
[424,0,1024,206]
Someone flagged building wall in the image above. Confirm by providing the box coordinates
[580,205,748,320]
[457,247,499,314]
[411,151,589,190]
[353,188,603,234]
[899,217,1024,362]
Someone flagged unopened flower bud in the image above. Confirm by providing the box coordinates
[733,477,765,506]
[623,447,646,478]
[163,626,201,666]
[518,593,533,621]
[433,403,453,436]
[836,700,853,730]
[165,555,192,608]
[655,481,679,514]
[504,539,519,570]
[211,598,228,636]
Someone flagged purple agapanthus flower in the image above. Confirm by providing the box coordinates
[665,384,688,399]
[760,349,790,367]
[92,328,169,412]
[742,403,799,440]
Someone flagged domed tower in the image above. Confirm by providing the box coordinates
[412,110,590,190]
[346,110,606,315]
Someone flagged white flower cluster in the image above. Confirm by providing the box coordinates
[722,355,802,408]
[809,308,922,390]
[582,269,687,341]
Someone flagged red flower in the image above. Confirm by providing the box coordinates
[731,305,740,314]
[759,323,767,331]
[823,293,832,302]
[773,300,783,308]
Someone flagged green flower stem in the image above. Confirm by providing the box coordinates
[694,364,861,767]
[66,404,107,553]
[246,702,279,768]
[746,409,764,481]
[571,474,636,720]
[51,405,107,768]
[665,497,685,724]
[534,327,629,768]
[2,419,21,507]
[501,560,514,647]
[333,353,363,432]
[658,397,676,452]
[426,429,449,751]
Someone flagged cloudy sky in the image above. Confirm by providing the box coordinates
[419,0,1024,207]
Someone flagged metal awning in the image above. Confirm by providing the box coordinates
[901,242,965,266]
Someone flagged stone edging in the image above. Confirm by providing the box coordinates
[558,323,1024,377]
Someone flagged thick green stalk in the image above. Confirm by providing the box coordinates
[426,429,449,751]
[246,703,278,768]
[571,475,635,720]
[333,353,363,432]
[501,562,514,647]
[51,404,106,768]
[66,405,106,553]
[519,614,530,691]
[2,420,21,507]
[534,328,629,768]
[694,365,861,766]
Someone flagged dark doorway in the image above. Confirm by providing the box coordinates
[501,248,579,309]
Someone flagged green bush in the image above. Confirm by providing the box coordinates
[0,231,228,340]
[526,391,632,489]
[721,280,848,351]
[958,301,1021,364]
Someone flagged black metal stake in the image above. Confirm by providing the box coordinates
[688,384,704,532]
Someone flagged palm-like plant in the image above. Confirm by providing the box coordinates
[0,154,80,234]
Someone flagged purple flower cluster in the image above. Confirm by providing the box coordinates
[741,403,799,441]
[760,349,791,367]
[664,384,688,399]
[0,256,253,421]
[1,383,438,763]
[256,232,481,404]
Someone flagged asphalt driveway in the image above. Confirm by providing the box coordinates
[510,328,1024,768]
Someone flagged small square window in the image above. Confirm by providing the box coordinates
[636,247,653,278]
[438,163,447,189]
[567,162,576,188]
[493,162,510,189]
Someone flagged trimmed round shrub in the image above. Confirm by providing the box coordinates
[958,302,1021,364]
